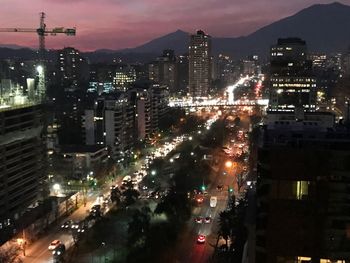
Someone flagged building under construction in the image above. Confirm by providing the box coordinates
[0,12,76,245]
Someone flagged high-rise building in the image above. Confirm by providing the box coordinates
[269,38,316,111]
[57,47,89,91]
[84,94,134,160]
[256,111,350,263]
[148,50,177,94]
[149,84,169,133]
[176,54,189,95]
[189,30,211,98]
[0,85,45,244]
[113,65,137,92]
[128,88,152,141]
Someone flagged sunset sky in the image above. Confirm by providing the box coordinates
[0,0,349,51]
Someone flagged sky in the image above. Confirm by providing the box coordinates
[0,0,349,51]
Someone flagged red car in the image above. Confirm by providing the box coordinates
[197,235,206,244]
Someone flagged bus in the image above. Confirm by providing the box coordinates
[210,196,217,208]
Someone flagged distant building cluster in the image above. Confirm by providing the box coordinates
[2,28,350,260]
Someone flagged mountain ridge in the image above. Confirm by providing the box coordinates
[0,2,350,61]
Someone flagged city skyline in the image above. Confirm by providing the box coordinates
[0,0,349,51]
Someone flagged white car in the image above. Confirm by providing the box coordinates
[48,240,61,250]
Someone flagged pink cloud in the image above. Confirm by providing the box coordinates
[0,0,348,51]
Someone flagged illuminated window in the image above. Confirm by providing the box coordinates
[321,260,346,263]
[294,181,309,200]
[297,257,311,262]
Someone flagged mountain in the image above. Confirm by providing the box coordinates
[118,2,350,59]
[120,29,189,54]
[1,2,350,62]
[0,44,28,49]
[0,47,37,60]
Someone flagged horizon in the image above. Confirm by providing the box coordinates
[0,1,349,52]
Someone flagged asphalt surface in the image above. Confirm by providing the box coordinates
[172,152,237,263]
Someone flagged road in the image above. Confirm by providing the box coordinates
[22,166,139,263]
[167,108,251,263]
[170,150,238,263]
[20,135,187,263]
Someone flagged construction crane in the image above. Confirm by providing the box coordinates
[0,12,76,59]
[0,12,76,98]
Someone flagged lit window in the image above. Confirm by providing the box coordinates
[294,181,309,200]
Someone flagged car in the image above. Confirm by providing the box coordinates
[61,220,72,229]
[90,204,102,217]
[196,197,204,203]
[217,184,224,191]
[91,204,101,211]
[71,221,79,229]
[195,217,203,224]
[204,216,211,223]
[52,244,66,256]
[48,240,61,250]
[197,235,206,244]
[77,224,86,233]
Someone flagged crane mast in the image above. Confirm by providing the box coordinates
[0,12,76,100]
[38,12,46,59]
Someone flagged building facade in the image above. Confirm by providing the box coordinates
[189,30,211,98]
[0,104,45,244]
[269,38,317,112]
[256,111,350,263]
[57,47,89,91]
[84,94,134,160]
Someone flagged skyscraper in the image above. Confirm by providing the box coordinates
[57,47,89,91]
[269,38,316,111]
[189,30,211,98]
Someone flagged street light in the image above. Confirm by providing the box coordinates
[151,170,156,176]
[36,65,43,74]
[53,183,60,191]
[17,238,26,256]
[225,161,233,168]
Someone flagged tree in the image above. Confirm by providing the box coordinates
[122,188,140,207]
[0,245,22,263]
[154,187,191,224]
[127,207,152,247]
[218,210,233,247]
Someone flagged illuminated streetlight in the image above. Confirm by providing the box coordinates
[151,170,156,176]
[36,65,43,74]
[225,161,233,168]
[53,183,61,191]
[17,238,26,256]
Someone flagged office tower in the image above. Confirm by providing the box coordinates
[113,65,137,92]
[189,30,211,98]
[269,38,316,111]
